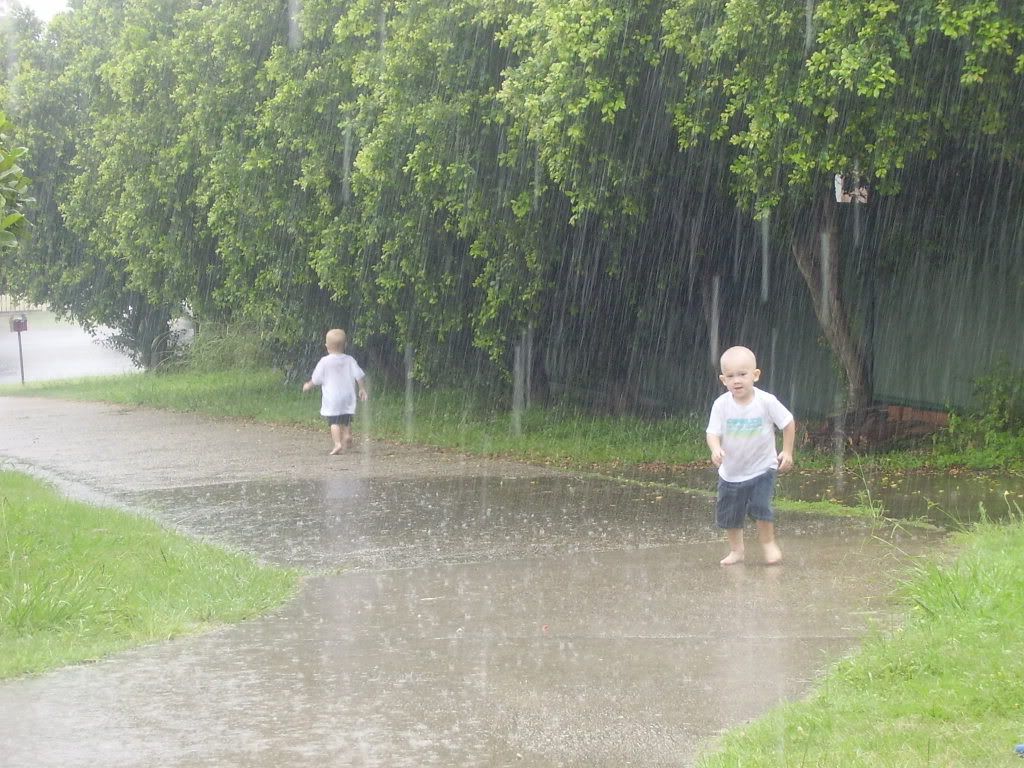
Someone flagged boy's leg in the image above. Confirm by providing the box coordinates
[749,471,782,565]
[756,520,782,565]
[721,528,745,565]
[716,478,746,565]
[329,423,344,455]
[340,414,354,449]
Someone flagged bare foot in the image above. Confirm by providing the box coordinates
[344,436,354,449]
[330,445,344,455]
[720,551,745,566]
[762,542,782,565]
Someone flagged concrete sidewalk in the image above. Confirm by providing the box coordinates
[0,397,942,767]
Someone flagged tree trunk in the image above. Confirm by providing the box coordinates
[123,295,171,370]
[791,197,872,416]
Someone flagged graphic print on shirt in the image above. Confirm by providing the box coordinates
[726,416,764,439]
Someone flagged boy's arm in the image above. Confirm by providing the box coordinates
[304,359,325,392]
[706,432,725,467]
[357,376,368,401]
[706,401,724,467]
[777,420,795,472]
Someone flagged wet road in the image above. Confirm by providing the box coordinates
[0,397,943,767]
[0,311,138,385]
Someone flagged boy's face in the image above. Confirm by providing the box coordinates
[719,353,760,403]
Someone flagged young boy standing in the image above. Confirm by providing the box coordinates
[706,345,795,565]
[302,328,368,455]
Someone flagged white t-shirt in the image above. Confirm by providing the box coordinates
[310,353,365,417]
[706,388,794,482]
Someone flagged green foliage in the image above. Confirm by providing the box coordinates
[0,112,32,250]
[663,0,1024,210]
[335,0,557,372]
[5,0,1023,404]
[161,322,273,373]
[0,470,297,678]
[966,360,1024,433]
[498,0,663,218]
[940,361,1024,468]
[177,0,334,342]
[0,2,180,367]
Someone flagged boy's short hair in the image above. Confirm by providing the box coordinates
[325,328,347,353]
[720,345,757,371]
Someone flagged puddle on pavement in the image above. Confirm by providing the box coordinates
[128,475,725,571]
[0,520,941,768]
[126,474,941,573]
[0,402,953,766]
[614,465,1024,525]
[782,469,1024,524]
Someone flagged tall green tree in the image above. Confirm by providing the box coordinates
[332,0,554,380]
[169,0,342,352]
[0,2,169,365]
[663,0,1024,414]
[62,0,214,365]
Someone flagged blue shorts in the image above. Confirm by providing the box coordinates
[716,470,777,529]
[325,414,353,426]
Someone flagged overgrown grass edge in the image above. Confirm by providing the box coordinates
[0,469,300,680]
[696,514,1024,767]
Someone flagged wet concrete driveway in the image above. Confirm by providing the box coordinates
[0,397,943,766]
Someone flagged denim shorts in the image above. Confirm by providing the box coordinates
[715,470,777,529]
[325,414,353,426]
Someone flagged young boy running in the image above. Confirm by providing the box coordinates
[706,345,795,565]
[302,328,368,455]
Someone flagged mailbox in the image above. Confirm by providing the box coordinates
[10,314,27,332]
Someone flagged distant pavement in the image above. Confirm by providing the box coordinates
[0,310,137,386]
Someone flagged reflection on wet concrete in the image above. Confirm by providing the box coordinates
[615,464,1024,525]
[0,396,947,766]
[781,469,1024,525]
[0,521,931,767]
[127,476,721,571]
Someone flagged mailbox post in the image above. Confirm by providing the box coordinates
[9,313,27,384]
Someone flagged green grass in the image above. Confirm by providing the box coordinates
[369,387,711,466]
[0,470,298,679]
[696,515,1024,767]
[3,369,309,423]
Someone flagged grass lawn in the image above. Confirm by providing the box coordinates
[0,470,298,679]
